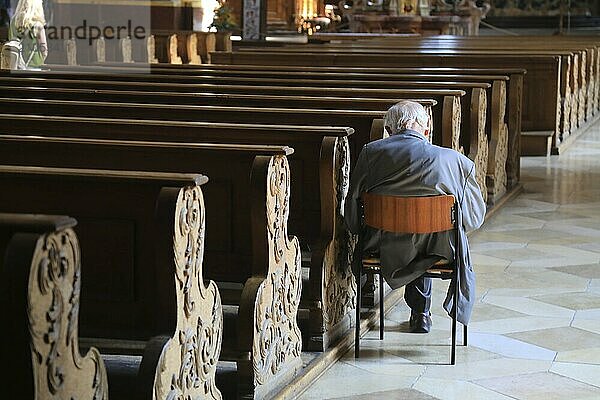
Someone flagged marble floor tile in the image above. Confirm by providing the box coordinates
[556,347,600,364]
[571,242,600,254]
[485,285,590,298]
[475,371,600,400]
[298,362,417,400]
[574,308,600,320]
[358,328,457,349]
[572,317,600,335]
[469,302,526,322]
[421,358,551,380]
[325,388,439,400]
[468,231,529,244]
[413,378,515,400]
[480,215,546,232]
[468,332,556,360]
[338,354,427,377]
[470,316,571,335]
[528,236,599,246]
[383,343,500,365]
[508,256,596,268]
[550,362,600,389]
[559,201,600,211]
[507,327,600,352]
[525,244,600,262]
[476,272,557,292]
[482,295,575,318]
[552,264,600,279]
[532,292,600,310]
[513,210,588,222]
[542,222,600,239]
[470,241,527,252]
[481,247,559,262]
[501,198,559,212]
[527,243,600,262]
[590,281,600,295]
[495,268,589,288]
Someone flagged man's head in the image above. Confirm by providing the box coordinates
[384,100,430,139]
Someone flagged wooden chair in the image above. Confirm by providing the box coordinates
[354,193,467,364]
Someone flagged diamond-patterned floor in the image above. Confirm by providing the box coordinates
[298,122,600,399]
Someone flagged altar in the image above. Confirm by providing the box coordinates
[335,0,490,36]
[351,14,476,35]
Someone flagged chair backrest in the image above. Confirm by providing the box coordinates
[362,193,456,234]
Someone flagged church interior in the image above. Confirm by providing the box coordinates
[0,0,599,399]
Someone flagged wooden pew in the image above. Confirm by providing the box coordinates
[0,84,500,206]
[4,116,356,349]
[286,38,598,145]
[147,31,232,64]
[211,50,567,153]
[0,82,435,112]
[319,35,598,125]
[2,68,509,198]
[46,63,521,188]
[0,73,461,148]
[0,96,374,166]
[0,168,224,398]
[0,113,358,352]
[0,72,498,203]
[251,39,596,132]
[0,149,297,398]
[0,213,109,400]
[3,69,487,153]
[0,75,468,186]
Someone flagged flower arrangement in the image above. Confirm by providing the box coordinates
[209,0,238,32]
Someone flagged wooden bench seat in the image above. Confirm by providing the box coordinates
[4,69,492,176]
[214,39,599,154]
[50,63,520,187]
[0,120,355,352]
[0,213,109,399]
[0,83,435,112]
[0,169,224,399]
[210,50,566,153]
[0,74,462,153]
[291,39,597,142]
[0,74,479,193]
[0,144,299,398]
[0,71,500,204]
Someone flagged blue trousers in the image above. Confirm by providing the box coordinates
[404,275,431,314]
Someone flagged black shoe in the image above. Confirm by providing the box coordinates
[409,312,432,333]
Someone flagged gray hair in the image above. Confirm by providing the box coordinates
[384,101,429,135]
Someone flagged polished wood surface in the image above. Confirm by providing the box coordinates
[362,193,455,234]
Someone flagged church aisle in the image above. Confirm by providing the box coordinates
[298,122,600,400]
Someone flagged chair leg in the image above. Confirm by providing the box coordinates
[379,272,384,340]
[451,306,457,365]
[451,273,459,365]
[355,267,362,358]
[463,324,468,346]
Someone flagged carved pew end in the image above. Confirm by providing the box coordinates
[0,214,108,399]
[101,337,238,400]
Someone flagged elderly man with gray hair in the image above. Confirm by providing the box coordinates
[345,100,486,333]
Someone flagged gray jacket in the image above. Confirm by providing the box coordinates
[344,129,486,324]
